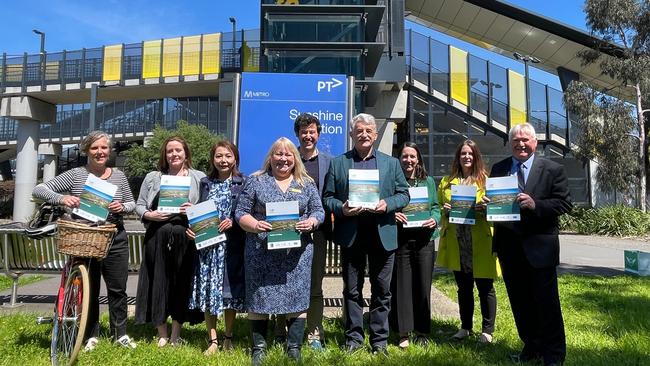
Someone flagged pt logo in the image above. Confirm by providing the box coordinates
[317,77,343,92]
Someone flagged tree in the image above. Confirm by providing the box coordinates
[124,121,223,178]
[564,0,650,211]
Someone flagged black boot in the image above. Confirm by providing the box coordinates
[286,317,306,361]
[250,319,268,366]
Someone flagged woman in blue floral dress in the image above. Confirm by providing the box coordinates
[187,140,246,355]
[235,137,324,365]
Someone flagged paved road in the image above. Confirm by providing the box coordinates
[2,234,648,315]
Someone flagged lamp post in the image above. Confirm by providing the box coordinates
[513,52,540,122]
[33,29,46,85]
[229,17,237,66]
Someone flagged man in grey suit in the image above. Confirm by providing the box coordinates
[295,113,333,349]
[489,123,572,366]
[323,113,409,355]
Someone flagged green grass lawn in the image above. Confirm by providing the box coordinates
[1,273,649,365]
[0,274,46,292]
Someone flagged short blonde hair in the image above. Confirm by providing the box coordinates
[253,137,314,187]
[80,131,112,156]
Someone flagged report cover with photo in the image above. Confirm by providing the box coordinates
[450,184,477,225]
[486,176,521,221]
[403,186,430,228]
[348,169,380,209]
[158,175,191,213]
[187,200,226,250]
[266,200,301,250]
[73,174,118,222]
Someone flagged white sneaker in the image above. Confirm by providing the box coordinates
[84,337,99,352]
[116,335,137,349]
[478,332,493,343]
[451,329,471,340]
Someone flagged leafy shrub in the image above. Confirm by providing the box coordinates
[560,205,650,237]
[124,121,223,178]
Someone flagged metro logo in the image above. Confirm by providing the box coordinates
[317,78,343,92]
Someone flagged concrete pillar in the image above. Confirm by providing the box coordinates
[0,96,56,222]
[38,143,62,183]
[15,120,40,221]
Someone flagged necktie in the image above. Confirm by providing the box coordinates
[516,161,525,192]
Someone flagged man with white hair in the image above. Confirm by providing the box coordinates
[323,113,409,355]
[489,123,572,366]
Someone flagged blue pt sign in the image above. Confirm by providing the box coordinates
[237,72,349,174]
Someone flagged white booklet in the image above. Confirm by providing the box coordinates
[158,175,191,213]
[266,201,301,250]
[449,184,477,225]
[486,176,521,221]
[348,169,380,209]
[187,200,227,250]
[73,174,118,222]
[403,186,430,228]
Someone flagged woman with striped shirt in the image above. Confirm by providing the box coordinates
[32,130,137,350]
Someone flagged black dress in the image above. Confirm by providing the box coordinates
[135,195,202,326]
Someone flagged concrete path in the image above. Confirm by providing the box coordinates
[2,234,648,318]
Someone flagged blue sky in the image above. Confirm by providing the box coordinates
[0,0,588,87]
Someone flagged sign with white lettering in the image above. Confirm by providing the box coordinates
[237,72,349,174]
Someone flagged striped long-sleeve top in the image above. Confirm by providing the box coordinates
[32,166,136,223]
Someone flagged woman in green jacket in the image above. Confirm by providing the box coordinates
[390,141,441,348]
[436,139,498,343]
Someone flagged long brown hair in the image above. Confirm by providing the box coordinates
[157,136,192,173]
[448,139,487,188]
[399,141,428,181]
[207,140,242,179]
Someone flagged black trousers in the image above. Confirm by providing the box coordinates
[389,239,434,335]
[307,230,327,337]
[85,228,129,339]
[452,271,496,334]
[341,227,395,348]
[498,241,565,364]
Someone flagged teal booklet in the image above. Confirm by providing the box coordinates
[266,200,301,250]
[449,184,477,225]
[158,175,191,213]
[187,200,226,250]
[403,186,430,228]
[73,174,118,222]
[348,169,380,209]
[486,176,521,221]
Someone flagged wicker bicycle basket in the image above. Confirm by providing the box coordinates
[55,219,117,258]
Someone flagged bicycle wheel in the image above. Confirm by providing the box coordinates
[50,264,90,366]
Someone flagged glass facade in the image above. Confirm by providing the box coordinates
[267,49,362,77]
[0,97,224,143]
[408,93,589,205]
[266,14,363,42]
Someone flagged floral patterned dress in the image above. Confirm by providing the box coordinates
[235,172,325,314]
[189,178,245,315]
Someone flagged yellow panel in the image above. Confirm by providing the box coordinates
[242,41,259,72]
[182,35,201,76]
[162,37,181,77]
[142,40,161,79]
[449,46,468,105]
[102,44,122,81]
[202,33,221,74]
[45,61,60,81]
[275,0,299,4]
[508,70,527,126]
[5,64,22,82]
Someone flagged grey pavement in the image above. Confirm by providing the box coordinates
[2,234,648,318]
